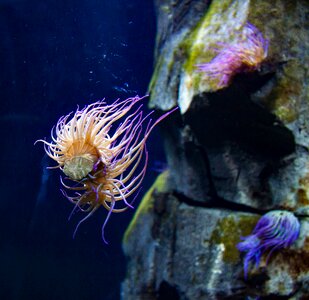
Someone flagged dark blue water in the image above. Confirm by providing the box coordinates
[0,1,159,299]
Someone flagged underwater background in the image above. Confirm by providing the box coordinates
[0,1,160,299]
[2,1,309,299]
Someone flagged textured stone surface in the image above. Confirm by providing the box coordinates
[148,0,211,111]
[122,173,255,299]
[149,0,309,211]
[122,0,309,299]
[261,219,309,298]
[122,176,309,299]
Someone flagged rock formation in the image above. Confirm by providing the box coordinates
[122,1,309,299]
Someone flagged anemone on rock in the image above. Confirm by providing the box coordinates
[237,210,300,278]
[196,22,268,89]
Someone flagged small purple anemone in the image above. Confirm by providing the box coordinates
[196,22,268,88]
[237,210,300,278]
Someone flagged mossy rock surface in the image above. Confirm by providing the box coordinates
[209,215,259,263]
[123,170,170,245]
[123,0,309,299]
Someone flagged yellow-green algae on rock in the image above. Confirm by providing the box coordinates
[148,0,252,113]
[262,60,304,123]
[123,170,170,245]
[248,1,308,124]
[178,0,250,113]
[181,0,249,74]
[297,167,309,212]
[208,215,259,263]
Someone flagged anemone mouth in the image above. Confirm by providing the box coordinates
[63,155,97,180]
[63,140,101,180]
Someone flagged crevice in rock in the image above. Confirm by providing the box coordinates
[173,190,268,215]
[169,207,178,280]
[258,296,297,300]
[184,140,218,198]
[177,70,297,209]
[156,280,181,300]
[184,71,295,159]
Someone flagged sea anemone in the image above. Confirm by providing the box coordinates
[196,22,268,88]
[36,96,177,243]
[237,210,300,278]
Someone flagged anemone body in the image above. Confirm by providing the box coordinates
[37,96,177,243]
[237,210,300,278]
[196,22,268,88]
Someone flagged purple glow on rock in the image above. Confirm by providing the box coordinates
[196,22,269,89]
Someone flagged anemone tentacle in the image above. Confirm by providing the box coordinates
[37,96,177,242]
[237,210,300,278]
